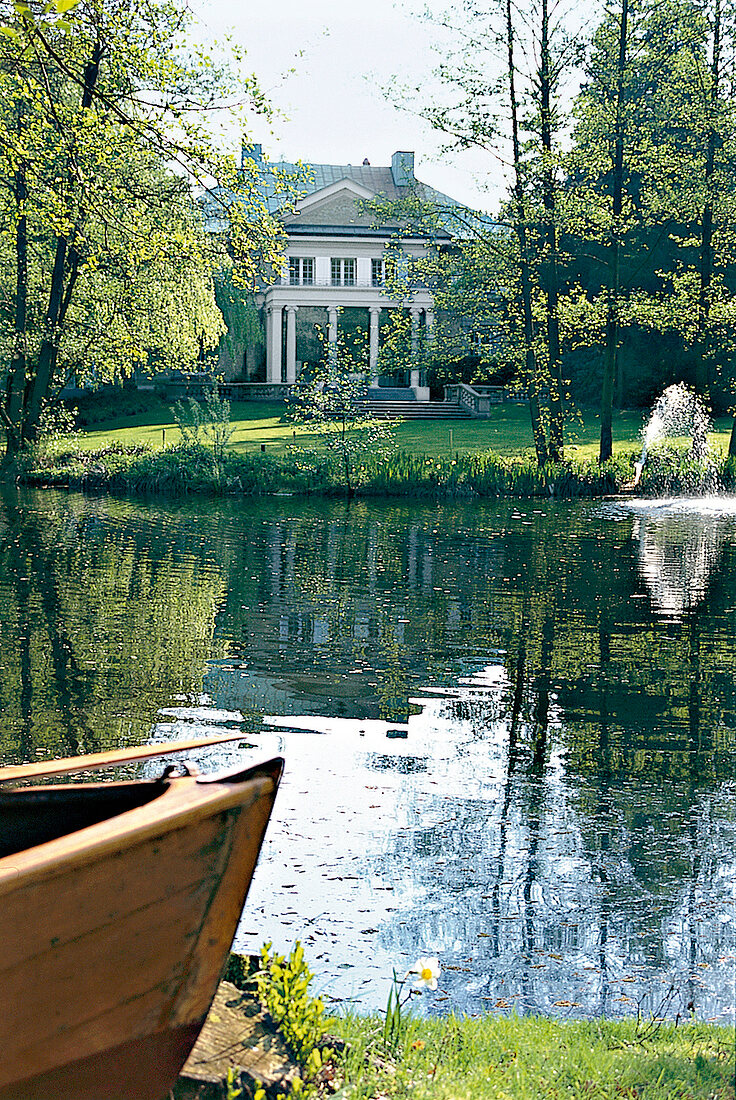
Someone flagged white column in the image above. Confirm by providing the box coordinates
[266,305,283,383]
[369,306,381,387]
[265,306,273,377]
[425,307,435,347]
[285,306,298,384]
[328,306,339,367]
[410,306,421,389]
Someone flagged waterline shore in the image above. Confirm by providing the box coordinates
[180,961,735,1100]
[12,439,733,500]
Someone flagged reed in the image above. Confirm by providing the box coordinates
[15,439,733,502]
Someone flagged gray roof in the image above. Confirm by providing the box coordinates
[269,161,461,210]
[203,151,492,239]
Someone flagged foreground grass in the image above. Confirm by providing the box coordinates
[323,1012,735,1100]
[232,947,735,1100]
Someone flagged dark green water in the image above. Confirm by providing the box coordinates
[0,487,734,1020]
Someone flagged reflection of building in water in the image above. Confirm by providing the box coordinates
[209,515,505,720]
[633,512,731,620]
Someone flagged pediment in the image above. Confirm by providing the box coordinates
[282,179,382,229]
[297,178,376,211]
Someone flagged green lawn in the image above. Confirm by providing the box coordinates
[77,398,733,460]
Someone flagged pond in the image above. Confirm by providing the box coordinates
[0,487,734,1022]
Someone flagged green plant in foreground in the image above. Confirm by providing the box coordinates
[256,941,329,1083]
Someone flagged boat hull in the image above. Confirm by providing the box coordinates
[0,757,282,1100]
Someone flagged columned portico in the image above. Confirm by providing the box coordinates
[285,306,298,384]
[266,305,283,383]
[369,306,381,386]
[327,306,339,366]
[261,282,434,398]
[409,306,422,389]
[425,308,435,347]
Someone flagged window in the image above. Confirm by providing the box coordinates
[330,258,357,286]
[371,259,384,287]
[288,257,315,285]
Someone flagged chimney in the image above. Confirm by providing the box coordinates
[391,150,415,186]
[241,142,263,169]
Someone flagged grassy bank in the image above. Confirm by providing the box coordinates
[13,438,640,498]
[325,1012,735,1100]
[8,396,734,500]
[231,946,735,1100]
[14,435,736,500]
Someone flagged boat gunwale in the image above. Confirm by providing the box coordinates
[0,762,281,897]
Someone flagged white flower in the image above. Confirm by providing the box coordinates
[407,956,441,991]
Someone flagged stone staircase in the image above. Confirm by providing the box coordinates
[358,388,472,420]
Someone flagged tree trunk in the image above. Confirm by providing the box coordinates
[23,37,103,445]
[506,0,548,467]
[729,417,736,457]
[3,104,29,459]
[539,0,564,463]
[695,0,721,397]
[600,0,628,464]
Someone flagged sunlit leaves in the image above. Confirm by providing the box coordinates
[0,0,288,451]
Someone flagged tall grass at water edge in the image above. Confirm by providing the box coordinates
[11,439,735,499]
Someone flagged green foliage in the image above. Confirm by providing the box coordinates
[383,0,736,458]
[0,0,288,457]
[172,382,234,483]
[381,968,427,1055]
[256,941,328,1081]
[224,1066,242,1100]
[12,434,644,499]
[286,326,395,497]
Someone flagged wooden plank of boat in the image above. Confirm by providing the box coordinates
[0,750,283,1100]
[0,730,258,784]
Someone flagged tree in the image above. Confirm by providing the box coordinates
[0,0,285,458]
[566,0,736,452]
[385,0,582,465]
[286,322,393,497]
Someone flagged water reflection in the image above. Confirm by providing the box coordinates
[0,489,734,1022]
[628,500,735,620]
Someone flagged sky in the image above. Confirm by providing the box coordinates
[188,0,502,212]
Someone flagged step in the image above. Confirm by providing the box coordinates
[366,387,418,402]
[357,401,472,420]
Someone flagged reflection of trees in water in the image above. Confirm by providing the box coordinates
[2,491,734,1017]
[0,490,229,763]
[361,699,734,1017]
[213,503,735,784]
[213,499,734,1016]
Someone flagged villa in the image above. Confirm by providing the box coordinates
[215,145,465,401]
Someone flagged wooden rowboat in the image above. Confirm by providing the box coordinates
[0,736,283,1100]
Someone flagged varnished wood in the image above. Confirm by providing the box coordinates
[0,731,255,784]
[0,755,283,1100]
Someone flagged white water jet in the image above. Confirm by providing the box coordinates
[633,384,718,493]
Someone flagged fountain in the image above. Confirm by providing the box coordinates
[632,384,718,493]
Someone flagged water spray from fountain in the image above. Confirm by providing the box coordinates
[632,383,717,493]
